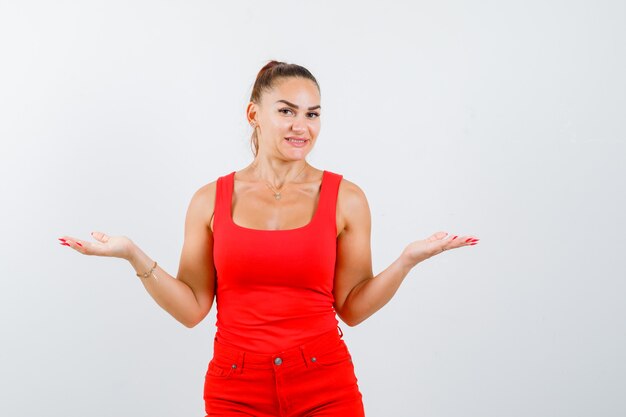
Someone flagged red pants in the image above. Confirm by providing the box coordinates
[203,326,365,416]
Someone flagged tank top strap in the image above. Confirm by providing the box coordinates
[318,170,343,228]
[213,171,236,234]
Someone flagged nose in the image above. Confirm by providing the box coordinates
[292,117,307,133]
[292,122,305,133]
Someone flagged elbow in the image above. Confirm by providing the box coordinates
[338,304,373,327]
[180,316,198,328]
[337,310,365,327]
[182,303,212,328]
[184,315,208,328]
[176,309,202,328]
[345,317,365,327]
[182,311,206,328]
[183,319,198,329]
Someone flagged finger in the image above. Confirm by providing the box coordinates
[446,234,458,245]
[463,236,479,246]
[442,234,479,251]
[427,231,448,242]
[91,231,109,243]
[58,236,82,246]
[452,236,479,249]
[58,237,85,252]
[439,235,455,252]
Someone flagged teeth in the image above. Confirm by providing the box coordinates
[287,138,306,143]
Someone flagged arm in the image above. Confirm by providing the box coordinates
[128,182,217,328]
[332,179,411,327]
[332,180,480,327]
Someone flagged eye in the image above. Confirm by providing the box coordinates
[278,108,320,118]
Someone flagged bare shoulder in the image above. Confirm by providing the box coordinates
[337,177,367,204]
[188,179,218,231]
[336,177,371,236]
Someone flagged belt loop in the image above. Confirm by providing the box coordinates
[238,351,245,374]
[299,346,309,368]
[337,325,344,338]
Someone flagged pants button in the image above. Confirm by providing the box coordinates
[274,357,283,366]
[311,357,317,362]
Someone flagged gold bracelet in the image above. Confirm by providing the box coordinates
[136,260,158,281]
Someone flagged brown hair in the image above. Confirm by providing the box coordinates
[248,60,321,157]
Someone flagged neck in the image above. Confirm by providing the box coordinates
[249,159,309,189]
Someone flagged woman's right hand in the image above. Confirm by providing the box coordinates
[58,231,136,261]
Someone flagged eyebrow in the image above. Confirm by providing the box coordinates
[275,100,321,111]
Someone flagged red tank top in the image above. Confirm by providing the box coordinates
[212,170,342,353]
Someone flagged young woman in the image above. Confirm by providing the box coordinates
[59,60,480,416]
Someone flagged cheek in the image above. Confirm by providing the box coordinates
[273,119,291,130]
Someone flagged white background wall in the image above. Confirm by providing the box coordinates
[1,1,624,416]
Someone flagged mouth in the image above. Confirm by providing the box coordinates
[285,137,309,147]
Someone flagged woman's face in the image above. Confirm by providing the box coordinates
[248,77,321,161]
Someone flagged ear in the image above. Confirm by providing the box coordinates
[246,101,258,125]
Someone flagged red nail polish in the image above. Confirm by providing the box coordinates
[60,242,70,246]
[470,242,477,245]
[452,236,457,240]
[58,238,66,242]
[76,242,82,247]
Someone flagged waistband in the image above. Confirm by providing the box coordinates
[212,326,345,370]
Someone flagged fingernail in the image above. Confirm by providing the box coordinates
[60,242,70,246]
[470,242,478,245]
[452,236,457,240]
[58,238,66,242]
[76,242,83,247]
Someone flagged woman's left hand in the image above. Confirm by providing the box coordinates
[400,231,479,267]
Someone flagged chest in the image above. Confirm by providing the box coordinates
[230,182,321,231]
[210,179,344,235]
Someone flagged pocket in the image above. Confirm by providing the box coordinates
[206,358,235,379]
[313,340,352,366]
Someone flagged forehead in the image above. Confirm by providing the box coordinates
[262,77,320,104]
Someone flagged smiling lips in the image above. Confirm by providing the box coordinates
[285,137,309,147]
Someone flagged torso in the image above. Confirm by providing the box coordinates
[209,168,346,238]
